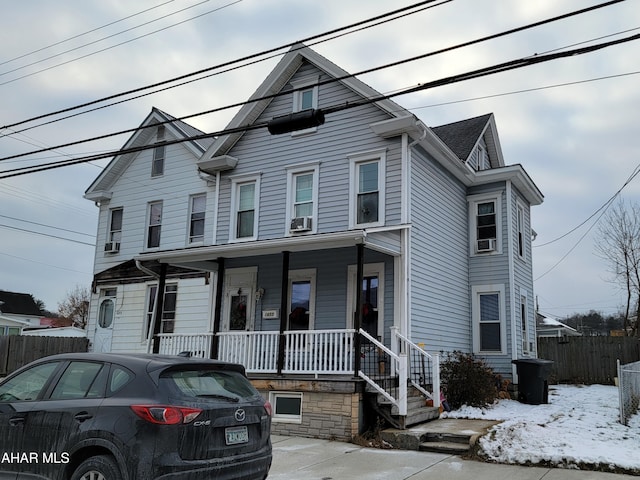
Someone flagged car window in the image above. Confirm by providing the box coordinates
[109,366,133,394]
[50,362,104,400]
[163,368,259,401]
[0,362,61,402]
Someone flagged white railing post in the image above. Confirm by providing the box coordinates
[398,353,408,416]
[390,326,399,377]
[433,353,440,408]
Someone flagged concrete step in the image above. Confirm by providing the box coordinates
[419,440,470,455]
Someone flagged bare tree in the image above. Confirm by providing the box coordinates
[595,200,640,336]
[58,285,90,329]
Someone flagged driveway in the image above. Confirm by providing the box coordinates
[269,435,637,480]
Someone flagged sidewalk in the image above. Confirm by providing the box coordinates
[269,435,637,480]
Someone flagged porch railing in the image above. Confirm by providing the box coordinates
[157,332,214,358]
[218,331,279,373]
[283,329,355,374]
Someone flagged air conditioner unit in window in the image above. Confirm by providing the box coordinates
[104,242,120,253]
[476,238,496,253]
[290,216,312,233]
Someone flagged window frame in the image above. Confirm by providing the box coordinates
[348,149,386,229]
[346,263,385,339]
[291,75,319,135]
[472,284,507,355]
[269,391,303,424]
[516,202,526,259]
[285,163,319,236]
[98,288,117,329]
[188,193,206,244]
[144,283,178,339]
[108,207,123,244]
[520,288,530,355]
[146,201,163,249]
[468,193,502,256]
[229,174,260,242]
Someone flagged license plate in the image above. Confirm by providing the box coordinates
[225,426,248,445]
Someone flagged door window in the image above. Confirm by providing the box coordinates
[229,292,248,331]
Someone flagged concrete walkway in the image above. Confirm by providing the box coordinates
[269,435,637,480]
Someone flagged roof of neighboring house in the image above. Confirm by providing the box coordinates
[431,113,493,162]
[536,315,581,336]
[0,290,42,315]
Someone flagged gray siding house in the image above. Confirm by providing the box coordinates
[84,45,543,440]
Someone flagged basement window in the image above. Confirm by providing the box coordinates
[269,392,303,424]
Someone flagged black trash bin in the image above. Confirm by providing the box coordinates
[512,358,554,405]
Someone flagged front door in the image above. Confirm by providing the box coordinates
[93,289,116,352]
[222,268,257,332]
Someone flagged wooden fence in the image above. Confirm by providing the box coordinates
[537,336,640,385]
[0,335,89,376]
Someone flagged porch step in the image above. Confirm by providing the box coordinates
[419,432,473,454]
[369,386,440,429]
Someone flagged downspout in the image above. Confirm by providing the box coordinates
[135,260,160,354]
[212,171,221,245]
[506,181,519,382]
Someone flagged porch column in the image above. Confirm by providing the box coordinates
[210,257,225,359]
[151,263,167,354]
[354,243,364,376]
[277,251,290,375]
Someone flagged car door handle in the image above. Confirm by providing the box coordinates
[9,416,25,426]
[74,412,93,423]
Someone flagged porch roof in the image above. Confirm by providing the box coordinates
[135,228,404,271]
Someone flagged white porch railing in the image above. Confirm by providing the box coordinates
[283,329,355,374]
[218,331,280,373]
[157,332,214,358]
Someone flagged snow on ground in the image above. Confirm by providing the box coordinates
[444,384,640,472]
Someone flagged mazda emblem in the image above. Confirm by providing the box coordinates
[234,409,246,422]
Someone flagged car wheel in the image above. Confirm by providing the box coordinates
[71,455,121,480]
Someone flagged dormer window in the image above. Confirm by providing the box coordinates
[290,75,319,135]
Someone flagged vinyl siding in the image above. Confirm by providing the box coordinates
[409,146,470,353]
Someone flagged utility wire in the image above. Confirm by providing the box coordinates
[0,0,176,67]
[0,0,629,164]
[0,0,242,86]
[2,30,638,179]
[0,0,448,132]
[0,251,92,275]
[0,224,95,246]
[0,214,95,238]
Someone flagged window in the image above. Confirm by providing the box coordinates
[152,126,165,177]
[349,150,386,228]
[98,288,116,329]
[521,293,529,354]
[472,285,506,354]
[517,204,525,258]
[145,284,178,338]
[189,194,206,244]
[108,208,123,245]
[286,164,319,234]
[269,392,303,424]
[50,361,104,400]
[0,362,61,401]
[230,176,260,241]
[291,75,319,135]
[147,201,163,248]
[469,194,501,255]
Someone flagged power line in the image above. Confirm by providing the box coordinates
[0,214,95,238]
[0,0,448,133]
[0,0,176,67]
[0,0,243,86]
[0,224,95,246]
[0,0,629,165]
[2,30,638,179]
[0,251,92,276]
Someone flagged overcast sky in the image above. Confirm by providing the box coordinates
[1,0,639,319]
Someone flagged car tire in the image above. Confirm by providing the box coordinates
[71,455,121,480]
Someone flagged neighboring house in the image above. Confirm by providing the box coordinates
[0,290,44,333]
[84,44,543,439]
[536,314,581,338]
[21,326,87,338]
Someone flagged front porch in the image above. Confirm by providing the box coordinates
[157,327,441,434]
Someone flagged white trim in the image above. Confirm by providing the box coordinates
[145,200,163,251]
[467,192,502,256]
[472,284,507,355]
[348,149,387,229]
[519,287,530,355]
[346,263,385,340]
[516,200,526,261]
[285,163,320,236]
[229,175,261,243]
[291,75,320,135]
[187,193,206,245]
[222,267,257,332]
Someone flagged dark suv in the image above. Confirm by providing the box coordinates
[0,352,272,479]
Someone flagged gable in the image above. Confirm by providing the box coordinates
[84,108,212,201]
